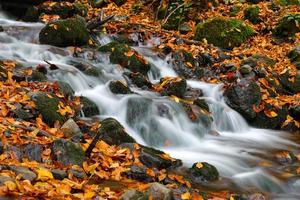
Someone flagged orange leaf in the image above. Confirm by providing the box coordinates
[264,110,278,118]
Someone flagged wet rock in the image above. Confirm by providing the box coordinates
[98,42,151,75]
[194,99,210,112]
[22,144,43,162]
[39,16,90,47]
[273,14,300,38]
[80,96,100,117]
[125,72,151,88]
[23,6,40,22]
[10,166,37,181]
[126,97,151,126]
[0,26,4,32]
[160,77,187,98]
[172,50,204,79]
[29,70,47,82]
[146,182,172,200]
[240,64,252,75]
[68,169,86,179]
[112,34,136,46]
[109,80,132,94]
[31,92,66,126]
[57,81,74,99]
[70,60,103,77]
[52,139,85,166]
[279,72,300,94]
[244,6,260,24]
[51,169,67,180]
[287,45,300,69]
[120,189,149,200]
[194,17,255,49]
[274,151,297,165]
[99,118,136,145]
[124,165,153,182]
[61,119,83,140]
[190,162,219,182]
[13,108,34,121]
[224,79,261,121]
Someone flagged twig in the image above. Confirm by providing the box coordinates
[162,3,185,25]
[3,121,53,138]
[85,131,103,158]
[87,14,115,30]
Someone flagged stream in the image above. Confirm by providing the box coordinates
[0,11,300,199]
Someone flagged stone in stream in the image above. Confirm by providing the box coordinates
[70,60,103,77]
[98,118,136,145]
[31,92,66,126]
[109,80,132,94]
[80,96,100,117]
[190,162,219,182]
[39,16,90,47]
[224,79,261,121]
[52,138,85,166]
[57,81,75,99]
[124,72,152,88]
[146,182,172,200]
[29,70,47,82]
[160,77,187,98]
[98,42,151,75]
[287,45,300,69]
[120,189,149,200]
[273,14,300,38]
[194,17,255,49]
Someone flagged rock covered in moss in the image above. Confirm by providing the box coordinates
[194,17,255,49]
[125,72,152,88]
[57,81,75,99]
[287,45,300,69]
[29,70,47,82]
[99,42,151,75]
[39,16,90,47]
[279,71,300,94]
[99,118,136,145]
[160,77,187,97]
[52,139,85,166]
[273,14,300,38]
[109,80,132,94]
[190,162,219,182]
[244,6,260,24]
[276,0,300,6]
[80,96,100,117]
[224,79,261,121]
[31,92,66,126]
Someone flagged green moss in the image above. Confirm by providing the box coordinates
[80,96,100,117]
[109,80,132,94]
[273,14,300,38]
[229,6,241,17]
[39,16,90,47]
[99,42,151,75]
[194,17,255,49]
[30,70,47,82]
[277,0,300,6]
[190,162,219,182]
[244,6,260,24]
[32,92,66,126]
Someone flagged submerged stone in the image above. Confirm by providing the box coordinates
[80,96,100,117]
[194,17,255,49]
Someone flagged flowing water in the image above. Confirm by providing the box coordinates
[1,11,300,199]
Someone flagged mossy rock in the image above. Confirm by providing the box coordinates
[273,14,300,38]
[38,2,88,18]
[31,92,66,126]
[99,42,151,75]
[23,6,39,22]
[112,0,127,6]
[160,77,187,97]
[57,81,74,99]
[244,6,260,24]
[80,96,100,117]
[279,72,300,94]
[194,99,210,112]
[287,45,300,69]
[194,17,255,49]
[125,72,151,88]
[89,0,108,8]
[13,108,34,121]
[29,70,47,82]
[39,16,90,47]
[52,139,85,166]
[109,80,132,94]
[112,34,135,45]
[276,0,300,6]
[229,6,241,17]
[99,118,136,145]
[190,162,219,182]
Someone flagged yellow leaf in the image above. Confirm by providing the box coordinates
[196,162,203,169]
[84,191,96,199]
[264,110,278,118]
[4,181,16,191]
[181,192,191,200]
[36,168,53,181]
[186,62,193,68]
[230,196,235,200]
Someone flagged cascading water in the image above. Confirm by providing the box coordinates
[1,11,299,199]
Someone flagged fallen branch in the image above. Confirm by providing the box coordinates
[87,14,115,30]
[85,131,103,158]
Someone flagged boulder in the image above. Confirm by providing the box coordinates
[273,14,300,38]
[80,96,100,117]
[146,183,172,200]
[190,162,219,182]
[61,119,83,139]
[120,189,149,200]
[52,139,85,166]
[98,42,151,75]
[287,45,300,69]
[31,92,66,126]
[279,72,300,94]
[194,17,255,49]
[39,16,90,47]
[224,79,261,121]
[109,80,132,94]
[244,6,260,24]
[160,77,187,97]
[98,118,136,145]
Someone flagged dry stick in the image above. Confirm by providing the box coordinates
[87,14,115,30]
[85,131,103,158]
[162,3,185,25]
[3,121,52,138]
